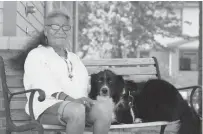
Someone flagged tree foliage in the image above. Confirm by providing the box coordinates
[78,1,184,59]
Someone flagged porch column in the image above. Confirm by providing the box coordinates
[44,1,53,17]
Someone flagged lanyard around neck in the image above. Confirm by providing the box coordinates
[64,49,73,80]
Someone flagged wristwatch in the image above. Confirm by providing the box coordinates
[83,100,87,105]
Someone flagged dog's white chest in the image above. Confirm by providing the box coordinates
[96,96,116,122]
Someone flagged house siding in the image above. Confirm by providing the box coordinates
[0,1,45,50]
[150,51,170,77]
[16,1,44,36]
[0,1,75,50]
[3,1,17,36]
[0,2,3,36]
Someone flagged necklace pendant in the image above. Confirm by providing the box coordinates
[69,74,73,80]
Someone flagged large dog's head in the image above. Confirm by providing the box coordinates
[89,69,125,104]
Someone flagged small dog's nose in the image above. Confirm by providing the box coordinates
[101,88,108,94]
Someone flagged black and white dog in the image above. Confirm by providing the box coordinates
[89,70,140,124]
[126,79,201,134]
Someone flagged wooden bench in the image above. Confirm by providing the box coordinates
[0,50,201,134]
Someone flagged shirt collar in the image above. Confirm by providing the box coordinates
[37,45,71,59]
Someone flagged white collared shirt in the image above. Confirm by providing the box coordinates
[23,45,89,119]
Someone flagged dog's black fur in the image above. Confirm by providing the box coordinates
[126,79,201,134]
[89,70,134,124]
[89,69,201,133]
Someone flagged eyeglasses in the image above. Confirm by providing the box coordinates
[46,24,71,34]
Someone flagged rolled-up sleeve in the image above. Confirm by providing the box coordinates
[23,49,63,99]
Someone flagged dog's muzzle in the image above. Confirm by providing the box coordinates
[100,85,110,96]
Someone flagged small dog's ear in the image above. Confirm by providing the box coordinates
[117,75,125,89]
[118,75,124,81]
[119,75,125,83]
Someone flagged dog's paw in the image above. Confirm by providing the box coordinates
[111,121,120,125]
[133,118,143,123]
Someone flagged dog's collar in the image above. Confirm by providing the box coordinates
[129,101,134,108]
[128,91,135,108]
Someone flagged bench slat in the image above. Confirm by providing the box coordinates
[86,66,157,76]
[5,75,157,90]
[11,109,31,121]
[42,120,179,132]
[1,51,156,66]
[0,99,26,110]
[0,88,26,99]
[9,87,25,93]
[82,58,155,66]
[4,58,155,71]
[4,66,157,88]
[11,100,26,110]
[5,71,23,76]
[6,75,23,88]
[5,68,158,78]
[110,121,179,129]
[0,50,21,60]
[124,75,157,82]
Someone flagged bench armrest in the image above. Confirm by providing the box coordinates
[177,85,201,91]
[177,85,202,118]
[11,88,45,101]
[5,88,45,133]
[10,88,45,120]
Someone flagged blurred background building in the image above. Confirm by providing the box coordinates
[0,1,200,91]
[0,1,75,48]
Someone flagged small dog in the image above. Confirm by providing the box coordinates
[126,79,201,134]
[89,70,139,124]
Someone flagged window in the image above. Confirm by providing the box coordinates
[179,50,198,71]
[140,51,150,58]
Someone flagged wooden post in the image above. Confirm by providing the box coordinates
[3,1,17,36]
[44,1,53,17]
[72,1,78,53]
[136,49,140,58]
[198,1,202,118]
[198,2,202,86]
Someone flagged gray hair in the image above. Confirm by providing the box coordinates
[45,10,71,25]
